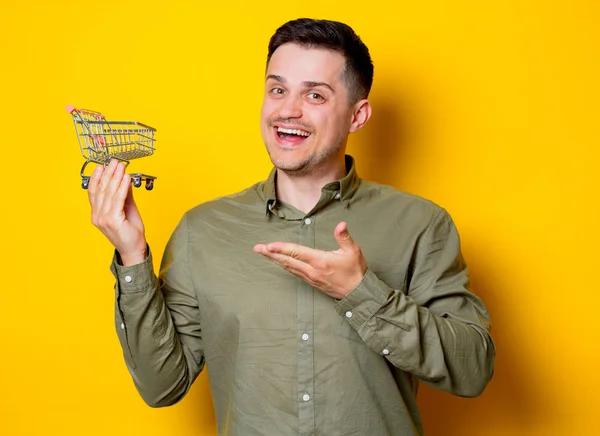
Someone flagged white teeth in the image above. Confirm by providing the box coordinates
[277,127,310,137]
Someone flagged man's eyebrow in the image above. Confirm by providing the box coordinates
[266,74,285,83]
[302,81,334,93]
[266,75,335,93]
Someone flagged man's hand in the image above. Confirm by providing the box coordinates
[88,159,147,266]
[253,222,367,300]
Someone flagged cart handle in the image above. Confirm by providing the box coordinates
[66,104,77,114]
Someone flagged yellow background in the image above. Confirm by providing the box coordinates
[1,1,598,435]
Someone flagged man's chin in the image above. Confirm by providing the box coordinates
[266,147,307,171]
[272,159,311,175]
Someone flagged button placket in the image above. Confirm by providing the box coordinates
[297,211,315,433]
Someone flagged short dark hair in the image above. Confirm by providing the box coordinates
[267,18,374,105]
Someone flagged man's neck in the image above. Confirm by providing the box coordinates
[276,156,347,214]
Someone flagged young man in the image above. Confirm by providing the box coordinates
[88,18,495,436]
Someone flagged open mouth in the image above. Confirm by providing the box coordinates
[274,126,312,145]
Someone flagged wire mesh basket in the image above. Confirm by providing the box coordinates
[66,105,157,190]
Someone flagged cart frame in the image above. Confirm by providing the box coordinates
[66,105,157,190]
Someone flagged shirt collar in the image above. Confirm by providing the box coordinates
[263,154,360,216]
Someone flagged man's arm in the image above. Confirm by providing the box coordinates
[334,208,495,397]
[111,214,205,407]
[85,160,204,407]
[255,209,495,397]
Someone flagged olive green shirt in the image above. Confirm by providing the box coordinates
[110,155,495,436]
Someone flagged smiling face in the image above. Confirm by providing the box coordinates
[260,43,367,176]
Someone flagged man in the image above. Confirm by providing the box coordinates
[88,18,495,436]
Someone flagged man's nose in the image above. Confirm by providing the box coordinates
[278,95,303,119]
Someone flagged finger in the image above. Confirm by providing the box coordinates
[284,266,313,284]
[98,159,118,193]
[107,162,126,199]
[87,164,104,204]
[262,242,319,264]
[123,176,136,212]
[100,163,126,216]
[255,246,313,273]
[271,260,318,287]
[112,172,131,214]
[334,221,358,252]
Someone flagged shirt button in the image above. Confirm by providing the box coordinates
[301,333,309,341]
[304,218,312,225]
[335,193,341,200]
[345,311,353,319]
[120,323,125,330]
[302,394,310,402]
[124,275,132,283]
[382,348,390,355]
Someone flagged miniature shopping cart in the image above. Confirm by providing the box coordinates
[66,105,157,190]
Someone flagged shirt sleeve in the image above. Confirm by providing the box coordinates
[110,213,205,407]
[334,208,495,397]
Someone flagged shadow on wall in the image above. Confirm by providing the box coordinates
[351,81,548,434]
[348,87,413,188]
[416,256,548,435]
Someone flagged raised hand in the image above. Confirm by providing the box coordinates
[88,159,147,266]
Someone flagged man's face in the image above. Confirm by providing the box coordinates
[260,43,355,175]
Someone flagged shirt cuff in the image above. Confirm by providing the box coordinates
[334,268,391,330]
[109,245,156,293]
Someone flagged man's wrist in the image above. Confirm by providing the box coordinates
[118,245,148,266]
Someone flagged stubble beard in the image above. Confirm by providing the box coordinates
[266,134,346,177]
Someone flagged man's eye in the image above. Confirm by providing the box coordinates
[270,88,284,95]
[308,93,324,100]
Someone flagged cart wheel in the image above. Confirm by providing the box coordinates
[145,179,154,191]
[133,177,142,188]
[82,177,89,189]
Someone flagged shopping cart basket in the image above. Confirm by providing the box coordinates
[66,105,157,190]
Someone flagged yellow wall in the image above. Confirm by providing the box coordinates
[1,1,598,435]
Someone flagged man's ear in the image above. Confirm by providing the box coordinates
[349,99,372,133]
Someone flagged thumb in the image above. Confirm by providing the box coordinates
[334,222,357,251]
